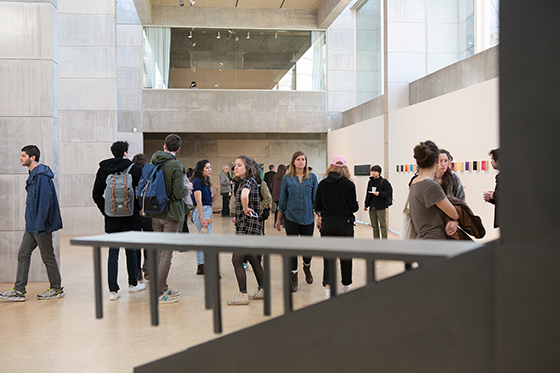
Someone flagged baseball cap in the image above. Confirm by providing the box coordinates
[331,154,347,167]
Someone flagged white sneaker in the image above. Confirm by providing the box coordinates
[128,283,146,293]
[159,293,179,304]
[164,289,180,297]
[109,291,121,301]
[248,288,264,300]
[341,285,352,294]
[227,292,249,306]
[324,288,331,300]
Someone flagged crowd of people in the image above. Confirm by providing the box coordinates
[0,136,500,305]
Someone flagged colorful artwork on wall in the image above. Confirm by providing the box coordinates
[394,159,491,173]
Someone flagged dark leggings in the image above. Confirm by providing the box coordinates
[232,254,264,292]
[284,218,314,271]
[320,220,354,286]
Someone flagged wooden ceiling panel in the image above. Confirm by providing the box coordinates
[237,0,283,9]
[151,0,236,7]
[282,0,324,10]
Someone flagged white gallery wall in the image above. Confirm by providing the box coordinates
[327,115,385,225]
[329,78,500,242]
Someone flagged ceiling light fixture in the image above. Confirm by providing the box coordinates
[188,30,193,38]
[274,32,278,39]
[217,31,221,39]
[246,31,250,39]
[179,0,184,6]
[188,0,195,5]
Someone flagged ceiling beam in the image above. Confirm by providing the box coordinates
[317,0,352,29]
[133,0,153,25]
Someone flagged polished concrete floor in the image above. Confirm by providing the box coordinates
[0,216,402,373]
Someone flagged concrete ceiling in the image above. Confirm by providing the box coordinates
[151,0,325,10]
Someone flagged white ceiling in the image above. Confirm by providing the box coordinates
[151,0,325,10]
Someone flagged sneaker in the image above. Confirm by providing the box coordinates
[341,285,352,294]
[227,292,249,306]
[242,263,248,270]
[143,268,150,282]
[37,288,64,300]
[159,293,179,304]
[0,288,26,302]
[164,289,180,297]
[248,288,264,300]
[128,283,146,293]
[196,264,204,275]
[109,291,121,301]
[324,288,331,300]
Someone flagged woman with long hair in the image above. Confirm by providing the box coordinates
[434,149,465,201]
[270,164,287,226]
[192,159,220,275]
[227,155,265,305]
[275,151,318,292]
[315,155,359,299]
[409,141,459,240]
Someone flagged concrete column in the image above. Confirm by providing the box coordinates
[0,1,59,282]
[116,0,144,155]
[57,0,117,235]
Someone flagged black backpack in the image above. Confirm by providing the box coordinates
[380,178,393,206]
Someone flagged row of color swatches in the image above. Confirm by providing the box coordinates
[396,161,490,173]
[396,165,416,172]
[450,161,489,171]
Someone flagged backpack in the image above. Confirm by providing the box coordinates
[104,164,134,217]
[258,180,272,221]
[380,178,394,206]
[136,158,173,216]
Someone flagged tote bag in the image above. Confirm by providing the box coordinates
[399,192,416,240]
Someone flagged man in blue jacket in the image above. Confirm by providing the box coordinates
[0,145,64,302]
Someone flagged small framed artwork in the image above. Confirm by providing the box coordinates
[473,161,478,171]
[481,161,488,171]
[465,161,470,171]
[354,164,371,176]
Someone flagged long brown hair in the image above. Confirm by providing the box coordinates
[235,155,258,180]
[286,151,310,179]
[439,149,458,195]
[324,164,352,181]
[275,164,287,180]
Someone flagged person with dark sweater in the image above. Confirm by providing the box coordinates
[315,154,359,299]
[483,148,500,228]
[364,165,393,239]
[92,141,145,301]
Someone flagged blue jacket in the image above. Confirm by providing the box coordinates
[277,173,318,225]
[25,164,63,235]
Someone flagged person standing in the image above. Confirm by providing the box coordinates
[275,151,318,292]
[219,165,232,217]
[435,149,466,201]
[483,148,500,228]
[315,155,359,299]
[263,164,276,188]
[149,134,189,303]
[409,140,459,240]
[132,153,153,283]
[364,165,393,239]
[192,159,220,275]
[270,164,287,226]
[0,145,64,302]
[227,155,266,305]
[92,141,145,301]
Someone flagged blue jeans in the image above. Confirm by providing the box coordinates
[193,205,213,265]
[108,248,137,292]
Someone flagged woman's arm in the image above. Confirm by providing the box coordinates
[194,190,207,228]
[241,187,255,216]
[435,197,459,236]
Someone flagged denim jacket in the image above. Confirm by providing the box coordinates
[277,173,318,225]
[25,164,63,235]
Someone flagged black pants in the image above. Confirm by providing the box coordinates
[221,193,230,216]
[320,219,354,286]
[137,216,153,272]
[284,218,314,271]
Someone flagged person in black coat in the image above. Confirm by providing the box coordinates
[483,148,500,228]
[363,165,393,239]
[92,141,145,300]
[315,154,359,299]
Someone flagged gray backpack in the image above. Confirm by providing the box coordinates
[104,164,134,217]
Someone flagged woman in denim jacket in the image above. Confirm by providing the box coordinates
[275,151,318,292]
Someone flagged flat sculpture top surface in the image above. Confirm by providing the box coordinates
[71,231,482,262]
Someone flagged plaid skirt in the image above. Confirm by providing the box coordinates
[236,215,263,236]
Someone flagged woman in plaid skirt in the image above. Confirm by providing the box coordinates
[227,155,265,305]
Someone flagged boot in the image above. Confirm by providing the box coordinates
[291,272,298,292]
[303,264,313,284]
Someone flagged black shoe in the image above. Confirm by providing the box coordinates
[303,264,313,284]
[291,272,298,292]
[196,264,204,275]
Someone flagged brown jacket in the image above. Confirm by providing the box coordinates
[445,197,486,241]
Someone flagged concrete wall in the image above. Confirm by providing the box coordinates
[143,133,327,212]
[142,90,342,133]
[57,0,118,236]
[0,1,59,282]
